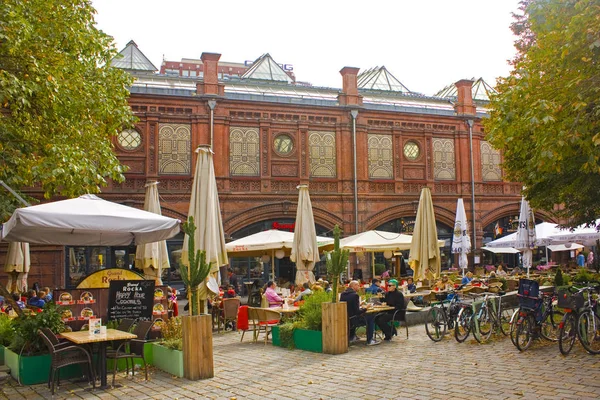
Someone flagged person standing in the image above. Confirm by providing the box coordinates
[228,268,239,294]
[577,252,586,268]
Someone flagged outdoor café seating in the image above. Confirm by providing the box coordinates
[38,329,96,395]
[254,307,281,344]
[106,320,153,386]
[218,298,241,333]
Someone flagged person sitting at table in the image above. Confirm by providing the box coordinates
[27,289,45,308]
[406,277,417,293]
[375,279,405,341]
[264,281,284,308]
[42,287,53,302]
[461,271,474,285]
[323,281,332,293]
[511,266,522,276]
[365,279,384,295]
[340,280,384,346]
[496,264,508,277]
[294,282,312,302]
[223,285,237,299]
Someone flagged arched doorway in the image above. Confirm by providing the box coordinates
[229,218,331,289]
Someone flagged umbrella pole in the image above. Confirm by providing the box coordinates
[272,250,275,281]
[371,252,375,280]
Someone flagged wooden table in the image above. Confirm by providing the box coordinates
[61,329,137,389]
[270,306,300,314]
[365,305,394,314]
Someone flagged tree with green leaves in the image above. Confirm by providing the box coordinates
[326,225,349,303]
[0,0,135,220]
[484,0,600,228]
[180,217,212,316]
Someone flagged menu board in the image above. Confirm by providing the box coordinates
[108,280,155,321]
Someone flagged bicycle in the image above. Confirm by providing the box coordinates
[576,285,600,354]
[425,290,463,342]
[474,292,514,343]
[513,287,563,351]
[557,286,587,355]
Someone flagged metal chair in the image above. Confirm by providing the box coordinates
[218,298,241,333]
[38,329,96,395]
[106,320,153,387]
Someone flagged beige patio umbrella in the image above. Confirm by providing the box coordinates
[182,146,228,309]
[409,187,441,281]
[135,181,170,285]
[4,241,30,293]
[290,185,320,285]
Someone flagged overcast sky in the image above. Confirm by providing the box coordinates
[92,0,521,96]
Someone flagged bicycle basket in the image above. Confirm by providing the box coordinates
[557,290,584,310]
[518,294,542,311]
[434,292,448,301]
[518,279,540,298]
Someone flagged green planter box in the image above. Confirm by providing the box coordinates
[4,348,84,385]
[0,345,4,365]
[151,343,183,377]
[271,327,322,353]
[106,342,154,372]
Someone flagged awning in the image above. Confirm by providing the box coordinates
[481,246,521,254]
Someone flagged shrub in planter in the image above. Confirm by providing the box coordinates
[554,268,564,287]
[10,302,65,355]
[160,316,182,351]
[296,290,331,331]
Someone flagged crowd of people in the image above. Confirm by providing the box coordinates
[0,284,53,314]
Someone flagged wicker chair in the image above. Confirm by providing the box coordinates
[106,320,153,386]
[254,308,281,344]
[218,298,241,333]
[38,329,96,395]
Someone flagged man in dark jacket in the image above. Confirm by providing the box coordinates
[340,280,382,346]
[375,279,405,341]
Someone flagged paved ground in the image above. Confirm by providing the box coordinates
[2,324,600,400]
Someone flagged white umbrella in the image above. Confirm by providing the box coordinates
[226,229,333,257]
[515,196,536,277]
[547,243,584,252]
[2,194,180,245]
[290,185,320,285]
[451,199,471,277]
[548,218,600,245]
[481,246,521,254]
[182,146,228,303]
[135,182,170,285]
[4,241,30,293]
[485,222,565,248]
[340,230,417,252]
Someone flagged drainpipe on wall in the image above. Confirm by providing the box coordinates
[208,100,217,150]
[467,119,477,253]
[350,110,359,235]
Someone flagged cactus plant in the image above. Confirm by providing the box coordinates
[326,225,349,303]
[179,216,212,316]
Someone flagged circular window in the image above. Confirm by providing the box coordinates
[403,141,420,161]
[117,129,142,151]
[273,134,293,156]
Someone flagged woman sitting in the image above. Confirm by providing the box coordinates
[264,281,284,308]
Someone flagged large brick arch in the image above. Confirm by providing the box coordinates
[224,201,343,235]
[481,203,558,229]
[366,203,456,230]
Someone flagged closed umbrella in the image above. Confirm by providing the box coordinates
[135,181,170,285]
[451,199,471,277]
[290,185,320,285]
[182,146,228,307]
[4,241,30,293]
[409,188,441,281]
[515,196,536,278]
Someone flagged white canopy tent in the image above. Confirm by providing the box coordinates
[481,246,521,254]
[1,194,181,246]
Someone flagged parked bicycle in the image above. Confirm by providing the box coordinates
[576,285,600,354]
[513,279,563,352]
[425,290,463,342]
[557,286,587,355]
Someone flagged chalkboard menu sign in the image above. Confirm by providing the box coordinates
[108,280,155,321]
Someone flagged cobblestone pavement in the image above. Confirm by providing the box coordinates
[2,325,600,400]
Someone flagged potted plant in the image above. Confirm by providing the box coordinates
[5,302,83,385]
[151,316,184,377]
[322,225,349,354]
[179,216,213,380]
[0,314,15,364]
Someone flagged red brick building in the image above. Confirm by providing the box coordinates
[3,42,557,289]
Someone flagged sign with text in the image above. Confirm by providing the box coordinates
[108,280,155,321]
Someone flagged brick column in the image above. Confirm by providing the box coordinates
[338,67,363,106]
[197,52,224,96]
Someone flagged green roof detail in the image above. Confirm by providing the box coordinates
[111,40,157,72]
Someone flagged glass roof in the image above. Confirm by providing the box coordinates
[434,77,497,101]
[240,53,293,83]
[111,40,158,72]
[357,66,411,93]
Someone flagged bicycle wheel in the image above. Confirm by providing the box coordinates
[541,309,564,341]
[474,306,493,343]
[499,305,514,336]
[515,314,534,351]
[425,306,447,342]
[558,312,577,356]
[454,306,472,343]
[509,308,520,345]
[577,310,600,354]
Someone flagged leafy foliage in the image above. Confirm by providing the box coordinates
[180,217,212,316]
[160,317,182,351]
[278,322,296,349]
[554,268,564,287]
[0,314,15,347]
[10,302,65,355]
[0,0,135,220]
[573,268,597,284]
[297,290,331,331]
[325,225,349,303]
[484,0,600,228]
